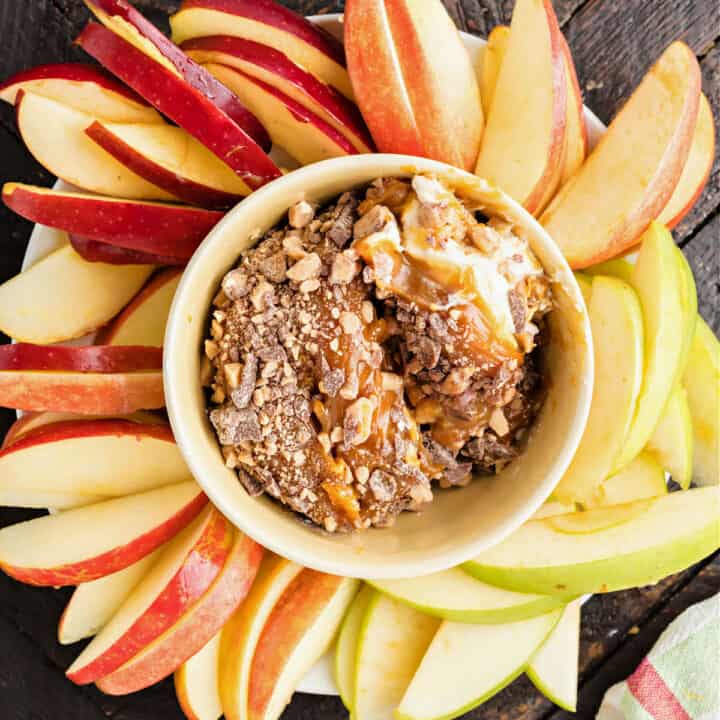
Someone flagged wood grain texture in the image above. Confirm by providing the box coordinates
[683,214,720,334]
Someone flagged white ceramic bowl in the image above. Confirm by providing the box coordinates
[164,154,593,579]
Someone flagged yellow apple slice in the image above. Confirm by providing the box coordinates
[574,272,593,304]
[368,568,566,624]
[682,317,720,486]
[335,584,374,711]
[218,553,302,720]
[647,385,694,489]
[396,608,562,720]
[175,634,222,720]
[593,452,667,508]
[464,487,720,595]
[58,551,159,645]
[479,25,510,116]
[554,275,644,504]
[475,0,567,215]
[541,42,701,268]
[527,600,581,712]
[16,91,173,201]
[674,245,699,379]
[614,223,688,470]
[585,257,634,284]
[532,499,578,519]
[0,243,152,344]
[354,591,439,720]
[658,94,716,229]
[548,501,652,534]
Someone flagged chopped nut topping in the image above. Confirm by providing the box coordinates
[339,311,361,335]
[224,362,243,389]
[330,252,360,284]
[287,252,321,282]
[204,340,219,360]
[289,200,315,228]
[489,407,510,437]
[299,278,321,294]
[282,233,306,260]
[343,397,374,447]
[360,301,375,324]
[250,280,274,312]
[222,269,249,300]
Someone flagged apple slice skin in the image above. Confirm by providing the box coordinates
[95,529,263,695]
[83,0,270,151]
[3,183,223,258]
[0,483,208,587]
[558,33,587,185]
[70,236,186,266]
[0,344,162,373]
[68,508,233,685]
[76,22,281,190]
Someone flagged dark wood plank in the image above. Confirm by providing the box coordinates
[683,213,720,334]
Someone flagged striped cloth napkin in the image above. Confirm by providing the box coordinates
[597,593,720,720]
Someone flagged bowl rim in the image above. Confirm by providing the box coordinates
[164,153,594,579]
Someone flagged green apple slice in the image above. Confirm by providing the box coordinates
[464,487,720,595]
[592,451,667,507]
[574,272,593,304]
[614,223,688,469]
[532,499,578,519]
[585,256,634,284]
[548,501,653,534]
[554,275,644,504]
[673,246,698,379]
[335,584,374,711]
[367,568,566,624]
[527,600,581,711]
[396,609,563,720]
[646,385,694,489]
[353,592,439,720]
[682,317,720,486]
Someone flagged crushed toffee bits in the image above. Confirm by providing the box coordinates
[204,176,552,532]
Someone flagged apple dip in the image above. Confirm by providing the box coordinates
[204,175,552,532]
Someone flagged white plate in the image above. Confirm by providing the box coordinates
[19,13,605,697]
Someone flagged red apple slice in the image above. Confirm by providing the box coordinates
[558,34,587,185]
[0,343,161,372]
[0,481,206,586]
[0,419,191,497]
[541,42,701,268]
[175,634,223,720]
[657,93,715,229]
[95,529,263,695]
[83,0,270,151]
[67,507,232,685]
[59,550,160,645]
[70,236,186,267]
[0,243,153,344]
[98,269,182,346]
[3,183,222,258]
[16,91,173,201]
[76,22,280,190]
[0,63,161,123]
[182,36,373,153]
[475,0,567,214]
[85,121,250,209]
[204,63,357,164]
[247,571,359,720]
[170,0,352,99]
[344,0,483,172]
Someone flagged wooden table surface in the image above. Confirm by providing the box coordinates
[0,1,717,718]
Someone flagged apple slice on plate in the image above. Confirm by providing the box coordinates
[396,608,563,720]
[335,584,374,711]
[76,22,280,190]
[558,34,587,184]
[592,452,667,508]
[368,568,567,623]
[531,499,577,520]
[553,275,644,505]
[175,634,223,720]
[3,183,223,258]
[646,385,694,489]
[354,591,439,720]
[0,481,206,586]
[527,600,581,712]
[658,94,715,229]
[16,91,173,201]
[0,62,162,123]
[203,63,358,165]
[218,554,303,720]
[85,120,251,209]
[98,269,182,346]
[479,25,509,116]
[0,243,152,344]
[682,317,720,486]
[464,486,720,596]
[169,0,353,99]
[70,236,186,266]
[344,0,483,172]
[59,550,160,645]
[475,0,567,214]
[541,41,701,268]
[0,419,191,497]
[67,507,232,685]
[246,570,358,720]
[95,529,263,695]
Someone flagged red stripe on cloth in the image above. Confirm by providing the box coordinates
[626,658,692,720]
